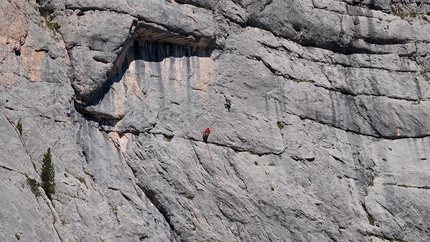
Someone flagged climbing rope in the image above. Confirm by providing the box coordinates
[207,143,221,208]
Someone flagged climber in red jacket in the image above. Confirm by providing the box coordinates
[203,127,210,143]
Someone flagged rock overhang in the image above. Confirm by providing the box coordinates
[74,20,216,110]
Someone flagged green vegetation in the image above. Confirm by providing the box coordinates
[292,78,315,83]
[276,121,284,130]
[254,161,259,166]
[46,20,60,34]
[394,12,418,19]
[386,183,430,190]
[38,5,61,34]
[27,177,41,196]
[368,175,375,187]
[362,204,376,226]
[233,1,243,8]
[78,177,88,189]
[16,118,22,135]
[337,175,343,179]
[397,184,410,188]
[367,214,375,226]
[383,182,396,186]
[15,234,20,240]
[393,12,418,24]
[41,148,55,199]
[78,177,85,184]
[65,169,88,188]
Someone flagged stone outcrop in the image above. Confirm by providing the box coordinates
[2,0,430,241]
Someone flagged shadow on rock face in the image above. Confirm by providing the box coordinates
[75,22,216,111]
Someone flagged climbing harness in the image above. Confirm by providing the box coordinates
[207,143,221,208]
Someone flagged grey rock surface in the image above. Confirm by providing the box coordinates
[2,0,430,241]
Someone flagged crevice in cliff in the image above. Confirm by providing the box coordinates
[0,164,14,172]
[242,54,430,139]
[368,233,407,242]
[175,0,218,12]
[249,55,422,103]
[260,0,274,13]
[225,156,248,191]
[383,182,430,190]
[52,222,63,242]
[113,141,179,239]
[245,20,385,55]
[374,200,395,221]
[66,6,136,18]
[374,200,406,238]
[189,139,208,170]
[317,77,422,103]
[138,184,178,238]
[190,138,249,196]
[38,114,66,123]
[260,39,424,75]
[188,136,288,157]
[362,201,400,241]
[331,155,347,165]
[265,94,384,139]
[361,202,377,226]
[39,188,63,241]
[1,110,41,178]
[298,112,430,140]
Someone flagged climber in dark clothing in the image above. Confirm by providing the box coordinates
[203,127,210,143]
[224,98,231,112]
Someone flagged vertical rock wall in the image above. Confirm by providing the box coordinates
[2,0,430,241]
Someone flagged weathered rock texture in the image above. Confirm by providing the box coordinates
[2,0,430,241]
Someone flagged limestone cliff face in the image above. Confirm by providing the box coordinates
[2,0,430,241]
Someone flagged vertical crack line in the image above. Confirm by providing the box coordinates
[375,200,405,235]
[207,144,221,209]
[120,144,178,239]
[41,188,63,242]
[138,184,177,238]
[226,155,248,191]
[189,139,212,178]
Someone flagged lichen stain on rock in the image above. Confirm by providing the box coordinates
[22,49,43,82]
[118,44,212,106]
[108,78,126,120]
[171,57,182,91]
[108,132,130,155]
[0,73,21,90]
[126,61,147,102]
[0,0,27,54]
[194,55,214,92]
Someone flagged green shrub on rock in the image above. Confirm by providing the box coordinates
[27,177,40,196]
[16,118,22,135]
[41,148,55,199]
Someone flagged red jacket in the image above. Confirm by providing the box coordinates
[204,128,210,135]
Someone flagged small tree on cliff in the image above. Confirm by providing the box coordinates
[41,148,55,199]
